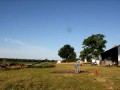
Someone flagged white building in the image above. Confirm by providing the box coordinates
[57,60,61,64]
[92,59,100,65]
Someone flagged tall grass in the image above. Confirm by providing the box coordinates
[0,63,120,90]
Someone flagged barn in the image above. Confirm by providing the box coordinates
[100,45,120,66]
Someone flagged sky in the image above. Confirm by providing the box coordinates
[0,0,120,60]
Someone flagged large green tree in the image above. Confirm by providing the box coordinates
[58,44,76,62]
[80,34,107,61]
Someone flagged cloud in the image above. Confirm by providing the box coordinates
[3,38,24,46]
[0,37,60,60]
[0,47,59,60]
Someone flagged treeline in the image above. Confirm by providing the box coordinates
[0,58,56,64]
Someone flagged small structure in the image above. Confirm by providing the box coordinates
[84,59,87,63]
[57,60,61,64]
[92,59,100,65]
[100,45,120,66]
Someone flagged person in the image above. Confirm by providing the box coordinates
[74,61,80,74]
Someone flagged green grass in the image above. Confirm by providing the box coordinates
[0,63,120,90]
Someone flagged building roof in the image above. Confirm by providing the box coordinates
[103,45,120,53]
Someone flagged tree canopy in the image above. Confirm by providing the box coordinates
[80,34,107,61]
[58,44,76,62]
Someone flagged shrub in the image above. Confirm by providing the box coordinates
[34,62,55,68]
[9,63,18,66]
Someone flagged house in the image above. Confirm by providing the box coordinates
[100,45,120,66]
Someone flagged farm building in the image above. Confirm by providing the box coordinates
[100,45,120,66]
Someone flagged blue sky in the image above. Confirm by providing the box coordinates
[0,0,120,60]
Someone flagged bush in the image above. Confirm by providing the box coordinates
[62,59,77,62]
[9,63,18,66]
[33,62,55,68]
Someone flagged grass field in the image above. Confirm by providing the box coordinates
[0,63,120,90]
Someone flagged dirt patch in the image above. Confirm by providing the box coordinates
[51,70,90,74]
[0,65,27,71]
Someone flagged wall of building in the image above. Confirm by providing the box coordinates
[118,46,120,66]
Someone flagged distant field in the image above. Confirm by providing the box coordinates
[0,63,120,90]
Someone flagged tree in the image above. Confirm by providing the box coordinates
[80,34,107,61]
[58,44,76,62]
